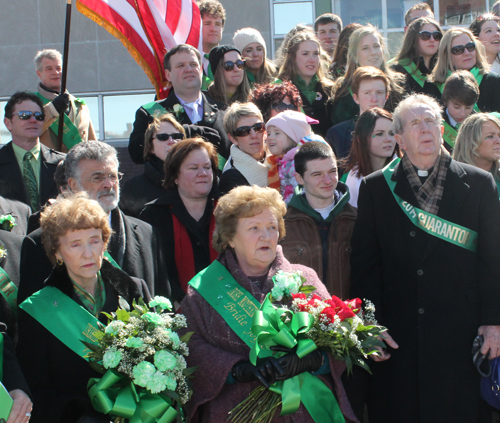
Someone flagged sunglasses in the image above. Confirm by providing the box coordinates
[14,111,45,121]
[233,122,265,137]
[223,60,246,71]
[419,31,443,41]
[154,133,184,141]
[450,42,476,55]
[271,102,298,113]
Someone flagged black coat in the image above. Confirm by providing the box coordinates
[0,230,25,343]
[128,90,230,164]
[18,208,170,304]
[391,57,442,102]
[350,159,500,423]
[0,142,65,210]
[325,118,356,161]
[2,331,30,396]
[296,82,333,138]
[218,162,250,196]
[0,196,31,236]
[140,189,217,302]
[119,156,166,218]
[477,72,500,113]
[17,260,150,423]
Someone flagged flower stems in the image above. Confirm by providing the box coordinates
[229,387,282,423]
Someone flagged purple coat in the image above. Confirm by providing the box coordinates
[181,246,358,423]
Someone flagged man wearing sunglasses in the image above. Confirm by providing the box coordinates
[34,49,97,152]
[129,44,230,167]
[1,92,65,212]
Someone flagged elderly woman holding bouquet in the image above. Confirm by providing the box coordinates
[181,185,357,423]
[17,194,151,423]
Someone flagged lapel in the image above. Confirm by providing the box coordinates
[120,210,140,272]
[39,144,60,205]
[0,143,29,203]
[199,94,218,126]
[161,91,192,124]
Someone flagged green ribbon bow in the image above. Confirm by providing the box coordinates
[88,369,179,423]
[250,294,345,422]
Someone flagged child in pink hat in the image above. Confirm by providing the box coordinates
[266,110,326,203]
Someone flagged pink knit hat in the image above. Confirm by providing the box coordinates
[265,111,318,144]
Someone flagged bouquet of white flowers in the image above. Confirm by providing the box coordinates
[83,296,195,423]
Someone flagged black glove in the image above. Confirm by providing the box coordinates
[52,92,70,115]
[274,347,324,380]
[231,357,284,389]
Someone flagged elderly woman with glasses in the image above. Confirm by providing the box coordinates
[470,14,500,74]
[391,17,443,99]
[219,102,269,195]
[429,27,500,113]
[180,185,357,423]
[250,80,304,122]
[207,45,251,110]
[140,138,219,304]
[17,194,150,423]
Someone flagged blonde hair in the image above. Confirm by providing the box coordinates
[429,27,490,84]
[453,113,500,179]
[277,31,334,94]
[40,193,112,265]
[213,186,287,253]
[223,102,263,135]
[143,113,186,161]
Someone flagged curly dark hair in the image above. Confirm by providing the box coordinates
[249,81,303,122]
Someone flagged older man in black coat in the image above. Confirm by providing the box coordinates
[350,94,500,423]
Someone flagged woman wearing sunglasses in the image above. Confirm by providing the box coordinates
[330,25,405,127]
[429,27,500,113]
[219,102,269,195]
[391,17,443,99]
[120,113,185,218]
[249,80,303,122]
[470,14,500,74]
[277,31,335,137]
[207,45,251,109]
[233,27,279,86]
[140,138,219,304]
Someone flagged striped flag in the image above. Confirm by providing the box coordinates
[76,0,203,99]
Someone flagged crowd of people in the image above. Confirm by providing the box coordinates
[3,0,500,422]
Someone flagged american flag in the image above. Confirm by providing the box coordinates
[76,0,203,99]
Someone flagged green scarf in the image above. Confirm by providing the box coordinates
[288,185,350,223]
[71,272,106,318]
[294,74,319,105]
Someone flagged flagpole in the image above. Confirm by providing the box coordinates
[57,0,73,151]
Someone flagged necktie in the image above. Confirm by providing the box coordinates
[23,152,39,212]
[184,102,202,124]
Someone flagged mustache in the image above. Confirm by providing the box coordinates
[97,188,118,198]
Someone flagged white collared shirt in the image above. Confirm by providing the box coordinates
[446,109,459,129]
[176,93,203,124]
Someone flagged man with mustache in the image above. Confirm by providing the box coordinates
[19,141,169,304]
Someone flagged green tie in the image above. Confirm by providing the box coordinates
[23,151,39,212]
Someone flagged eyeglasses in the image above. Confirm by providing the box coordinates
[83,172,124,184]
[154,133,184,141]
[418,31,443,41]
[222,60,246,71]
[450,42,476,55]
[233,122,265,137]
[271,102,298,113]
[13,111,45,121]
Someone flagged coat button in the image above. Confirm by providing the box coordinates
[418,308,425,314]
[410,231,416,237]
[417,269,423,276]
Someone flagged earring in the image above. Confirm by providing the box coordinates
[56,257,63,266]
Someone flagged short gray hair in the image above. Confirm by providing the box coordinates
[65,141,119,182]
[224,102,263,135]
[34,49,62,72]
[393,94,442,135]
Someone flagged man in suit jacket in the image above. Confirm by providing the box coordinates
[1,92,65,212]
[128,44,230,164]
[0,196,31,236]
[350,94,500,423]
[19,141,169,304]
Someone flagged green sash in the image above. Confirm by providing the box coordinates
[442,121,457,149]
[398,58,426,88]
[35,92,82,150]
[0,267,18,318]
[142,101,227,170]
[189,261,345,423]
[438,67,483,113]
[104,251,121,269]
[19,286,101,361]
[383,158,478,252]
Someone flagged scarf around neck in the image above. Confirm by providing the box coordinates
[228,144,269,187]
